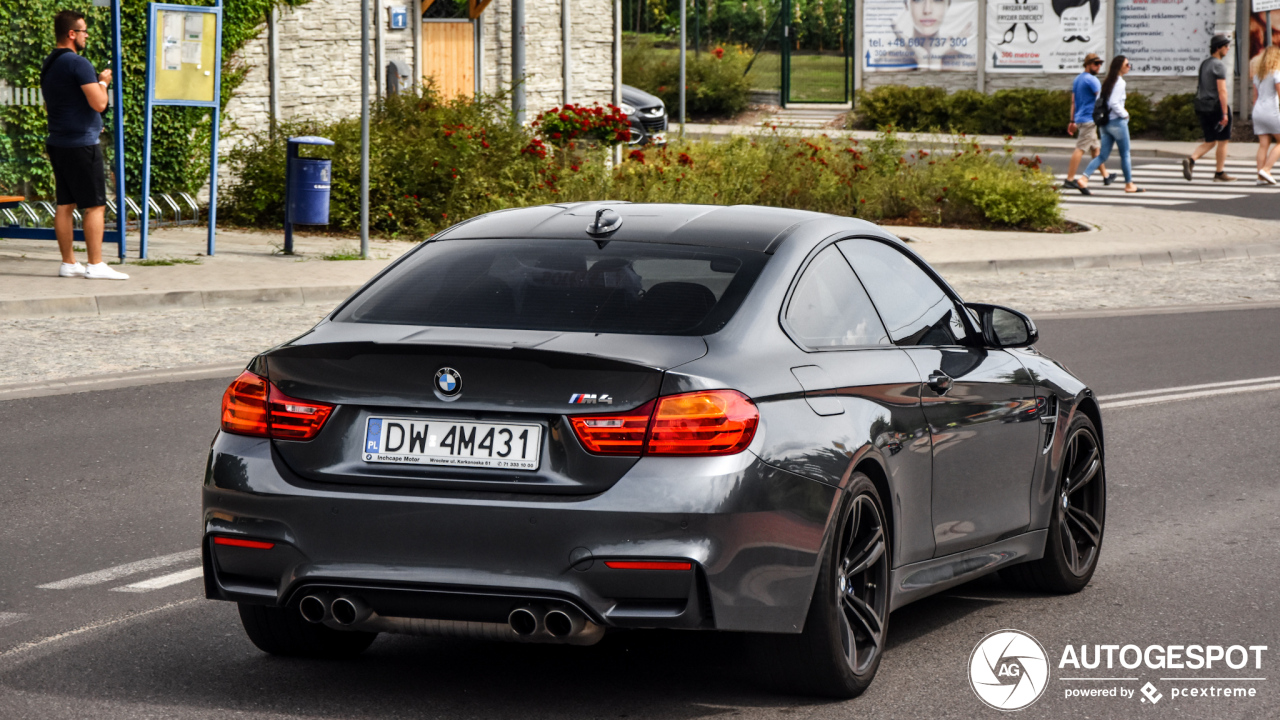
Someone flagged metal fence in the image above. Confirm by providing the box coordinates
[0,193,203,231]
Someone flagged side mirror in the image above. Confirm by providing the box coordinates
[966,303,1038,348]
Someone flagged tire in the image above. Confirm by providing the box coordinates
[752,473,891,698]
[1002,413,1106,594]
[237,602,378,658]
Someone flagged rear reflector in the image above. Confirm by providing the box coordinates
[221,370,333,441]
[647,390,758,456]
[212,536,276,550]
[604,561,693,571]
[568,400,655,454]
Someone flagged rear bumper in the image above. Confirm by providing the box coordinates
[202,431,837,633]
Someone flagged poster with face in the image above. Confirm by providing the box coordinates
[985,0,1109,72]
[1117,0,1217,76]
[863,0,979,72]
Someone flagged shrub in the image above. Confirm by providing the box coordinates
[1152,93,1200,141]
[221,89,572,238]
[622,36,751,117]
[222,92,1063,236]
[852,84,1160,138]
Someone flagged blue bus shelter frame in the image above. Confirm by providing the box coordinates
[139,1,223,259]
[0,0,127,259]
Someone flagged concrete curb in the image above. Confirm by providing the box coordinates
[0,284,361,319]
[0,363,245,402]
[932,241,1280,275]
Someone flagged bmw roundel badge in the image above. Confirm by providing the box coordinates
[434,367,462,397]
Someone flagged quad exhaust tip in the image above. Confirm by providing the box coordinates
[544,609,578,638]
[299,594,330,624]
[331,596,372,626]
[508,607,540,636]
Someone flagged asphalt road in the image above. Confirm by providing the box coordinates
[1,306,1278,719]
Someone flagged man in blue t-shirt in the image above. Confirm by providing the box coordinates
[40,9,128,280]
[1063,53,1113,190]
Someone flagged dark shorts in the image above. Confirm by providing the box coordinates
[1196,110,1232,143]
[46,143,106,209]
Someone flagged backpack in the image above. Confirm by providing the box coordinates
[1091,87,1110,126]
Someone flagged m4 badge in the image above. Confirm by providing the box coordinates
[569,394,613,405]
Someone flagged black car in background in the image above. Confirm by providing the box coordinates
[205,203,1106,698]
[621,84,667,145]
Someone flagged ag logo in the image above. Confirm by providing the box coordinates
[969,629,1050,711]
[434,367,462,398]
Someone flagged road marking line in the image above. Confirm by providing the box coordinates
[37,548,200,590]
[0,599,198,662]
[1098,375,1280,401]
[1060,199,1192,206]
[1061,677,1139,681]
[0,613,29,629]
[1101,382,1280,409]
[1059,190,1247,200]
[109,566,204,593]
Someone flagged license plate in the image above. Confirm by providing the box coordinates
[649,132,667,145]
[362,417,541,470]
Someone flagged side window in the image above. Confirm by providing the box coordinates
[837,239,969,346]
[785,245,889,348]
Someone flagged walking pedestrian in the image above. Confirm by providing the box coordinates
[1063,53,1114,191]
[1182,34,1237,183]
[1074,56,1142,195]
[41,9,128,280]
[1249,45,1280,185]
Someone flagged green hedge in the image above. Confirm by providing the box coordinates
[849,85,1203,138]
[622,36,751,118]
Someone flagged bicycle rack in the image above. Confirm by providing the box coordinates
[17,202,41,227]
[178,193,200,225]
[158,194,182,225]
[1,209,17,226]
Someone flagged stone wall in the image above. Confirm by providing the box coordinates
[480,0,615,111]
[224,0,617,145]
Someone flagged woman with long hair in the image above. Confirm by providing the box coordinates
[1250,45,1280,185]
[1075,55,1142,194]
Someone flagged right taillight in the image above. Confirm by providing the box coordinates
[648,390,758,456]
[568,390,758,457]
[220,370,333,441]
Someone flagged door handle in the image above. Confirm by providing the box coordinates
[927,370,953,395]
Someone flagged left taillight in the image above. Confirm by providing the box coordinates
[220,370,333,441]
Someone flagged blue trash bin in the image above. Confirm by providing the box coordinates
[284,135,335,252]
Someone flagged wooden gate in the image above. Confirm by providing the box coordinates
[423,20,474,100]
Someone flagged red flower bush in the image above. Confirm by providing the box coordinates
[532,103,630,145]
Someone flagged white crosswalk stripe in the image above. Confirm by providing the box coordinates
[37,549,200,590]
[110,566,205,593]
[1057,159,1278,210]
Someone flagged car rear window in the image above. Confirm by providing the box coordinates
[335,239,769,335]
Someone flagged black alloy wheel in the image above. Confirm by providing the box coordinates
[1058,424,1105,576]
[1003,413,1106,593]
[753,473,890,697]
[837,493,890,676]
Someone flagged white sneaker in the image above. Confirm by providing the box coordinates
[58,262,86,278]
[1259,170,1278,186]
[84,262,130,280]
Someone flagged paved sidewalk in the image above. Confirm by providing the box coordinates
[0,226,411,317]
[1,204,1278,319]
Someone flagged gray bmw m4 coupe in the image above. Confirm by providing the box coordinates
[204,202,1106,697]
